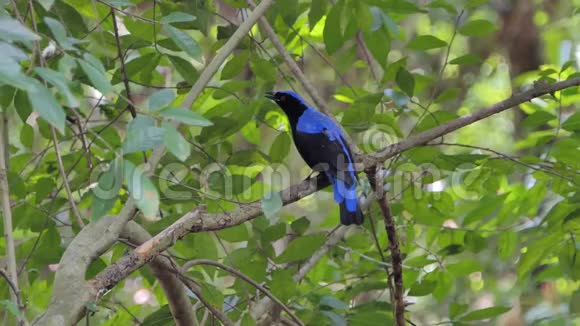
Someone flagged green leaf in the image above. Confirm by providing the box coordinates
[0,300,23,319]
[449,303,469,319]
[44,17,76,50]
[249,57,276,82]
[320,296,348,310]
[122,115,165,154]
[269,132,291,163]
[34,67,79,107]
[428,0,458,14]
[0,16,40,42]
[221,51,249,80]
[160,12,197,24]
[291,216,310,235]
[321,311,347,326]
[91,157,122,220]
[459,20,498,37]
[323,0,344,54]
[522,111,556,128]
[268,269,297,302]
[262,191,283,219]
[0,55,34,90]
[309,0,327,29]
[27,80,66,133]
[167,55,198,84]
[408,280,437,296]
[466,0,489,9]
[159,107,213,126]
[449,54,482,65]
[434,88,460,103]
[276,234,326,263]
[407,35,447,50]
[198,282,224,312]
[148,89,175,112]
[123,160,159,218]
[459,306,511,321]
[562,112,580,131]
[141,305,173,326]
[77,58,114,95]
[447,259,482,276]
[216,224,249,242]
[162,122,190,161]
[164,25,202,60]
[396,67,414,97]
[497,231,518,260]
[518,232,562,279]
[262,223,287,242]
[363,29,390,67]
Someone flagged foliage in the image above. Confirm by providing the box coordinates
[0,0,579,325]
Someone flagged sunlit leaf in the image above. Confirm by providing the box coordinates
[407,35,447,50]
[459,19,498,37]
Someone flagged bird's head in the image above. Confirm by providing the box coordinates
[265,91,308,118]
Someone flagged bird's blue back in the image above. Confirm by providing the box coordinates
[277,91,360,217]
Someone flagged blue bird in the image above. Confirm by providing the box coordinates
[266,91,364,225]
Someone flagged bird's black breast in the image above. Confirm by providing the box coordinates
[292,130,355,185]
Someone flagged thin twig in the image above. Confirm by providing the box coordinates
[182,259,305,326]
[50,127,85,228]
[178,276,234,326]
[110,8,137,118]
[0,120,26,325]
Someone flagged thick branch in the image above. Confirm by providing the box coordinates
[121,221,196,326]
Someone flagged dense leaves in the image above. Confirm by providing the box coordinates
[1,0,579,325]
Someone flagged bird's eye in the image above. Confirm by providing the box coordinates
[279,95,286,102]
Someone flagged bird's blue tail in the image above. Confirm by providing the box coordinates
[331,177,364,225]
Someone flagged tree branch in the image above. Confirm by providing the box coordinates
[110,8,137,118]
[121,221,196,326]
[371,168,404,326]
[36,1,275,323]
[0,116,26,326]
[83,78,580,323]
[251,227,348,323]
[50,126,84,228]
[182,0,274,109]
[368,78,580,165]
[182,259,304,326]
[178,276,234,326]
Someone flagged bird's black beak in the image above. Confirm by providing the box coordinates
[264,92,275,100]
